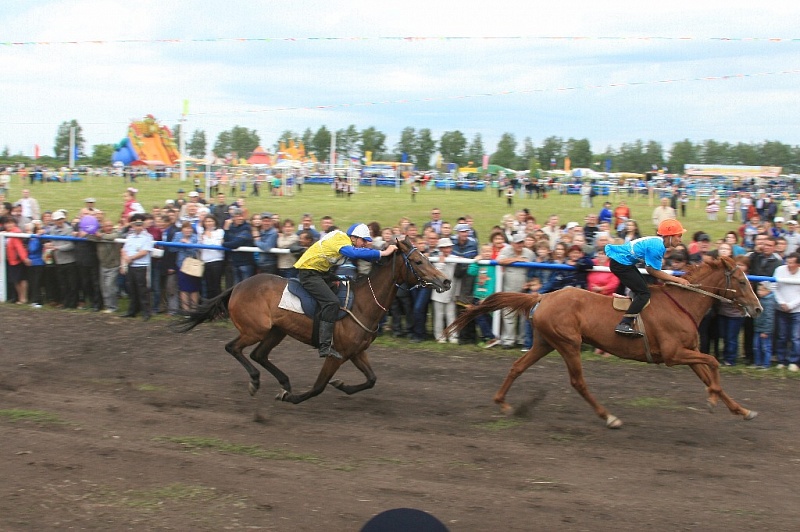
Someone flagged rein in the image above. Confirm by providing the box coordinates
[662,267,743,326]
[344,245,429,334]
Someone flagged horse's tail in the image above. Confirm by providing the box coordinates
[171,287,234,333]
[444,292,541,336]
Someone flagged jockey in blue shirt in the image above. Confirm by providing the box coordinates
[605,218,691,337]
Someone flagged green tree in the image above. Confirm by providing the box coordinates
[187,130,207,159]
[311,125,332,162]
[335,125,360,159]
[698,139,731,164]
[172,123,182,146]
[229,126,260,159]
[565,138,593,168]
[360,127,387,160]
[301,128,314,151]
[666,139,697,174]
[517,136,537,170]
[616,139,647,172]
[54,119,86,160]
[490,133,517,169]
[395,127,416,162]
[213,131,232,157]
[760,140,792,166]
[90,144,115,166]
[466,133,485,167]
[538,136,563,170]
[439,130,467,166]
[730,142,759,166]
[413,128,437,170]
[644,140,665,171]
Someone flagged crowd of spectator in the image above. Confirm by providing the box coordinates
[2,185,799,371]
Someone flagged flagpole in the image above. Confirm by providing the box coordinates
[180,99,188,182]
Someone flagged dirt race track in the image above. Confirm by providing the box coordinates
[1,306,799,531]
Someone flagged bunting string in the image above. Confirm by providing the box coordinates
[3,35,800,47]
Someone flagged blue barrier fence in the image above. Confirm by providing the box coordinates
[1,231,791,324]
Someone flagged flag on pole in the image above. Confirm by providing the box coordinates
[482,155,489,170]
[34,144,40,159]
[183,99,189,116]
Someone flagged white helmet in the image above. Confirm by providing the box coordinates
[347,223,372,242]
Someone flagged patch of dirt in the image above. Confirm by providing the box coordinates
[1,306,799,530]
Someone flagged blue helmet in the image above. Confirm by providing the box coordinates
[346,223,372,242]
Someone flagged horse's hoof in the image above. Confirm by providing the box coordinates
[706,400,716,413]
[275,389,289,402]
[329,379,344,389]
[743,410,758,421]
[606,415,623,429]
[499,403,513,416]
[248,382,260,397]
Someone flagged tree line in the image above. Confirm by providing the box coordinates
[2,120,799,174]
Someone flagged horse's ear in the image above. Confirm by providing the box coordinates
[702,254,715,265]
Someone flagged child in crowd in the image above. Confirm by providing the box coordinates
[753,282,776,369]
[468,244,500,348]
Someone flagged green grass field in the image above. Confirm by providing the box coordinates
[4,175,737,244]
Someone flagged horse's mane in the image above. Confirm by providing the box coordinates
[678,255,735,283]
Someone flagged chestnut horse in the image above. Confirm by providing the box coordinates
[445,256,762,428]
[175,236,450,404]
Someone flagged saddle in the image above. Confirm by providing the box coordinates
[611,293,651,312]
[278,278,355,320]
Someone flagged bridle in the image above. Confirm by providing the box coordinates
[664,263,754,317]
[346,242,440,333]
[399,244,439,290]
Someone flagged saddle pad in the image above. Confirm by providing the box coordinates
[611,294,650,312]
[277,279,353,319]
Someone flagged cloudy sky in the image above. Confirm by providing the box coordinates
[2,0,799,158]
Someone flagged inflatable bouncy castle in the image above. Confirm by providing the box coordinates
[112,115,181,166]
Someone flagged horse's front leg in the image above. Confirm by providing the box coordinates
[329,351,377,395]
[688,361,757,420]
[276,357,345,404]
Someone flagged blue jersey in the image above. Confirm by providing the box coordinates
[605,236,665,270]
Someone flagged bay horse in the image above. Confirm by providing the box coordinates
[445,256,762,428]
[174,236,451,404]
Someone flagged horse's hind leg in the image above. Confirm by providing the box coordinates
[494,335,552,415]
[329,351,376,395]
[277,357,344,405]
[225,335,262,396]
[689,363,757,420]
[558,343,622,429]
[249,329,291,394]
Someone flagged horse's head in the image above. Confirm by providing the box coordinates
[719,256,763,318]
[394,236,452,293]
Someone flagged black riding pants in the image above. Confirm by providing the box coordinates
[609,259,650,316]
[298,269,339,322]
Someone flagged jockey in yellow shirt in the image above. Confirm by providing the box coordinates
[294,223,397,359]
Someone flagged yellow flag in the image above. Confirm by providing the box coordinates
[564,157,571,172]
[365,151,372,165]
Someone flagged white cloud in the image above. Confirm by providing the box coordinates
[2,0,800,157]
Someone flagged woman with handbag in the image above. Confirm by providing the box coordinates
[173,221,201,311]
[198,215,225,300]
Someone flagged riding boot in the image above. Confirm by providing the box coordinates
[615,314,642,337]
[318,320,343,359]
